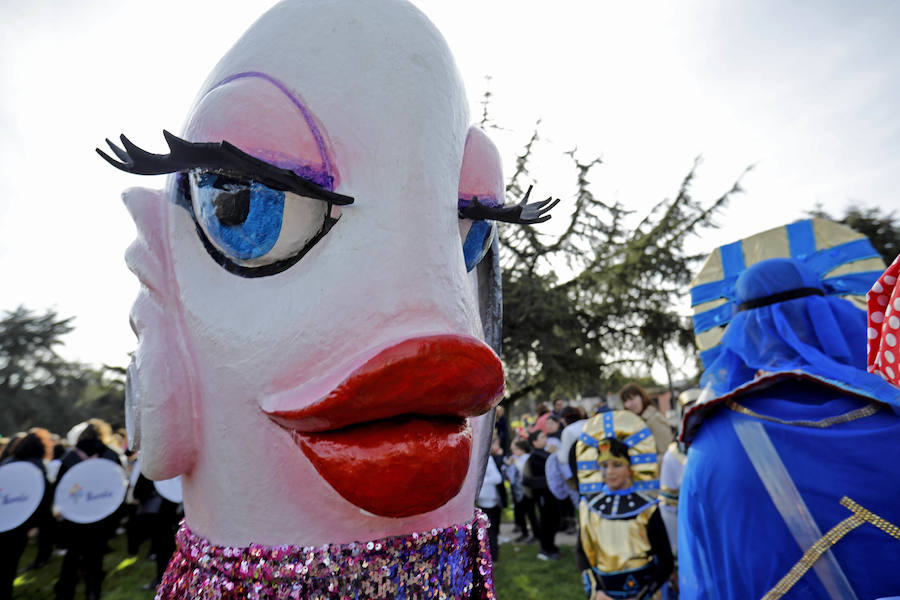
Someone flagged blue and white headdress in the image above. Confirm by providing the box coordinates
[691,218,883,368]
[684,218,900,442]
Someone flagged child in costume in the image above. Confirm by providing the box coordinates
[679,219,900,599]
[576,411,674,599]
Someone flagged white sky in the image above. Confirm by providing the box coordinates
[1,0,899,371]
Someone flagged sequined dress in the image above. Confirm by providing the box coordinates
[155,510,495,600]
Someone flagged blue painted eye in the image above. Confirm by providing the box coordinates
[462,219,496,271]
[189,172,328,271]
[193,173,284,260]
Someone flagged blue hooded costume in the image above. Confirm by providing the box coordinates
[678,220,900,599]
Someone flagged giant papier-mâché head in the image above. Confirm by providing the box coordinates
[100,0,556,546]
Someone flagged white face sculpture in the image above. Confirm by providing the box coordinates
[118,0,510,546]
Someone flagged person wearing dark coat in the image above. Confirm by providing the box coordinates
[493,405,512,455]
[131,471,181,590]
[522,430,560,560]
[0,432,52,600]
[53,422,123,600]
[26,441,68,570]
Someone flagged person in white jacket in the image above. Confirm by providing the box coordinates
[476,453,504,561]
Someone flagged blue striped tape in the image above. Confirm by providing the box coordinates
[630,453,657,465]
[623,427,652,448]
[579,433,599,448]
[720,241,746,278]
[786,220,817,260]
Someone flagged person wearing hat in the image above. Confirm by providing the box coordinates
[579,437,673,600]
[679,220,900,599]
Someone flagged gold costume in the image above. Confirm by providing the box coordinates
[575,411,673,598]
[579,495,656,573]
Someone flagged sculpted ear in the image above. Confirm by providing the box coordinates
[458,126,504,355]
[123,187,198,479]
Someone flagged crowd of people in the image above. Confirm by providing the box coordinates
[0,419,180,600]
[474,224,900,599]
[478,388,681,598]
[6,399,659,600]
[4,226,898,599]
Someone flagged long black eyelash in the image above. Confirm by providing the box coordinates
[96,130,354,206]
[458,185,560,225]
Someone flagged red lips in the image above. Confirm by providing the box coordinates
[262,334,505,518]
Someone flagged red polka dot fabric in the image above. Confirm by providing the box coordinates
[867,253,900,385]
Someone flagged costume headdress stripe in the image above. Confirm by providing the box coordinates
[691,218,884,368]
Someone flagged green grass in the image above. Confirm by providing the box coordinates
[12,527,581,599]
[13,533,156,600]
[494,542,585,599]
[493,497,585,598]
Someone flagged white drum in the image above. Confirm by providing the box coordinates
[54,459,127,524]
[153,476,183,504]
[0,461,46,532]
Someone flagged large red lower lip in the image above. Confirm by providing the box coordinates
[262,334,504,518]
[290,416,472,518]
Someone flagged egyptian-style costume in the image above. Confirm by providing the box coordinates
[576,411,674,599]
[679,219,900,600]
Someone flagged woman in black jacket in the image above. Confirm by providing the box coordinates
[54,421,124,600]
[522,430,560,560]
[0,432,52,600]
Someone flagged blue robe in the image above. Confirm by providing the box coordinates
[679,378,900,599]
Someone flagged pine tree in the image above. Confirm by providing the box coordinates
[495,119,749,405]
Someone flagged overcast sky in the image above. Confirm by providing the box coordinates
[1,0,899,372]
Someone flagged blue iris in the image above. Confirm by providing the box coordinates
[462,220,495,271]
[194,173,285,261]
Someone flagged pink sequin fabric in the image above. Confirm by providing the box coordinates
[155,510,496,599]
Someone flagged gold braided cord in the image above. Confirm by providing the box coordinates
[761,514,863,600]
[726,400,879,428]
[762,496,900,600]
[840,497,900,540]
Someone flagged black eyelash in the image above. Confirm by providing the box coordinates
[458,185,559,224]
[96,130,354,206]
[97,131,557,226]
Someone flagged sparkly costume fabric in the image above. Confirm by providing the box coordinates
[155,510,496,600]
